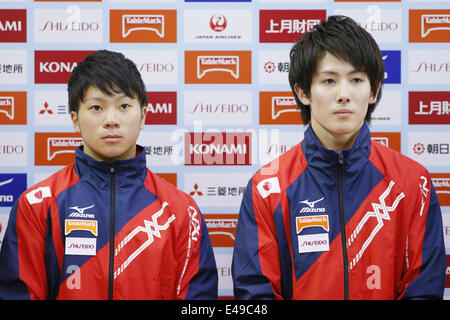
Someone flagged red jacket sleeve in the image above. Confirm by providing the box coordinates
[400,174,446,299]
[0,188,52,300]
[175,199,218,300]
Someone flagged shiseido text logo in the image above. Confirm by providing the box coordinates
[139,63,174,73]
[0,9,26,42]
[363,21,398,32]
[408,50,450,85]
[188,103,248,114]
[412,62,450,73]
[184,132,251,165]
[0,144,24,155]
[35,7,101,37]
[39,21,99,32]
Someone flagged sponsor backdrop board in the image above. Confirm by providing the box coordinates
[0,0,449,299]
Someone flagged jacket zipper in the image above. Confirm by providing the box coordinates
[337,154,349,300]
[108,166,116,300]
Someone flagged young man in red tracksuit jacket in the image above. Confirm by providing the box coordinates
[232,16,446,300]
[0,50,218,300]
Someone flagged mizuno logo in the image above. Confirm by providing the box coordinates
[69,205,95,214]
[299,197,325,213]
[68,205,95,219]
[0,178,13,188]
[299,197,324,208]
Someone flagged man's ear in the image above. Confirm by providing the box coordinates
[369,83,381,104]
[140,105,147,129]
[294,84,311,106]
[71,111,80,132]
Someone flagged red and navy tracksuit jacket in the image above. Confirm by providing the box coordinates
[232,123,446,299]
[0,146,218,300]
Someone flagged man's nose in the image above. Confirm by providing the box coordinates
[103,108,120,128]
[336,83,351,104]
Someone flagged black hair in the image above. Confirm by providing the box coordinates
[288,15,384,124]
[68,50,148,113]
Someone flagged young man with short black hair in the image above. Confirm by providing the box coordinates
[0,50,218,300]
[232,16,445,300]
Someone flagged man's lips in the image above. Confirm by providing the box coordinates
[334,109,353,117]
[103,135,122,142]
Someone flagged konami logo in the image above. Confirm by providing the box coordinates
[145,91,177,125]
[0,9,26,42]
[0,92,26,125]
[259,91,302,125]
[110,10,177,43]
[34,51,94,84]
[371,132,401,153]
[259,10,325,43]
[185,51,251,84]
[410,10,450,43]
[409,91,450,124]
[184,132,251,165]
[35,132,83,166]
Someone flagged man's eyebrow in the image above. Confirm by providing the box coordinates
[316,69,364,76]
[84,93,128,102]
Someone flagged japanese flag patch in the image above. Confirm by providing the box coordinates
[26,186,51,205]
[257,177,281,199]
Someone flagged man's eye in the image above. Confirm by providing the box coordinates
[90,105,101,111]
[120,104,130,110]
